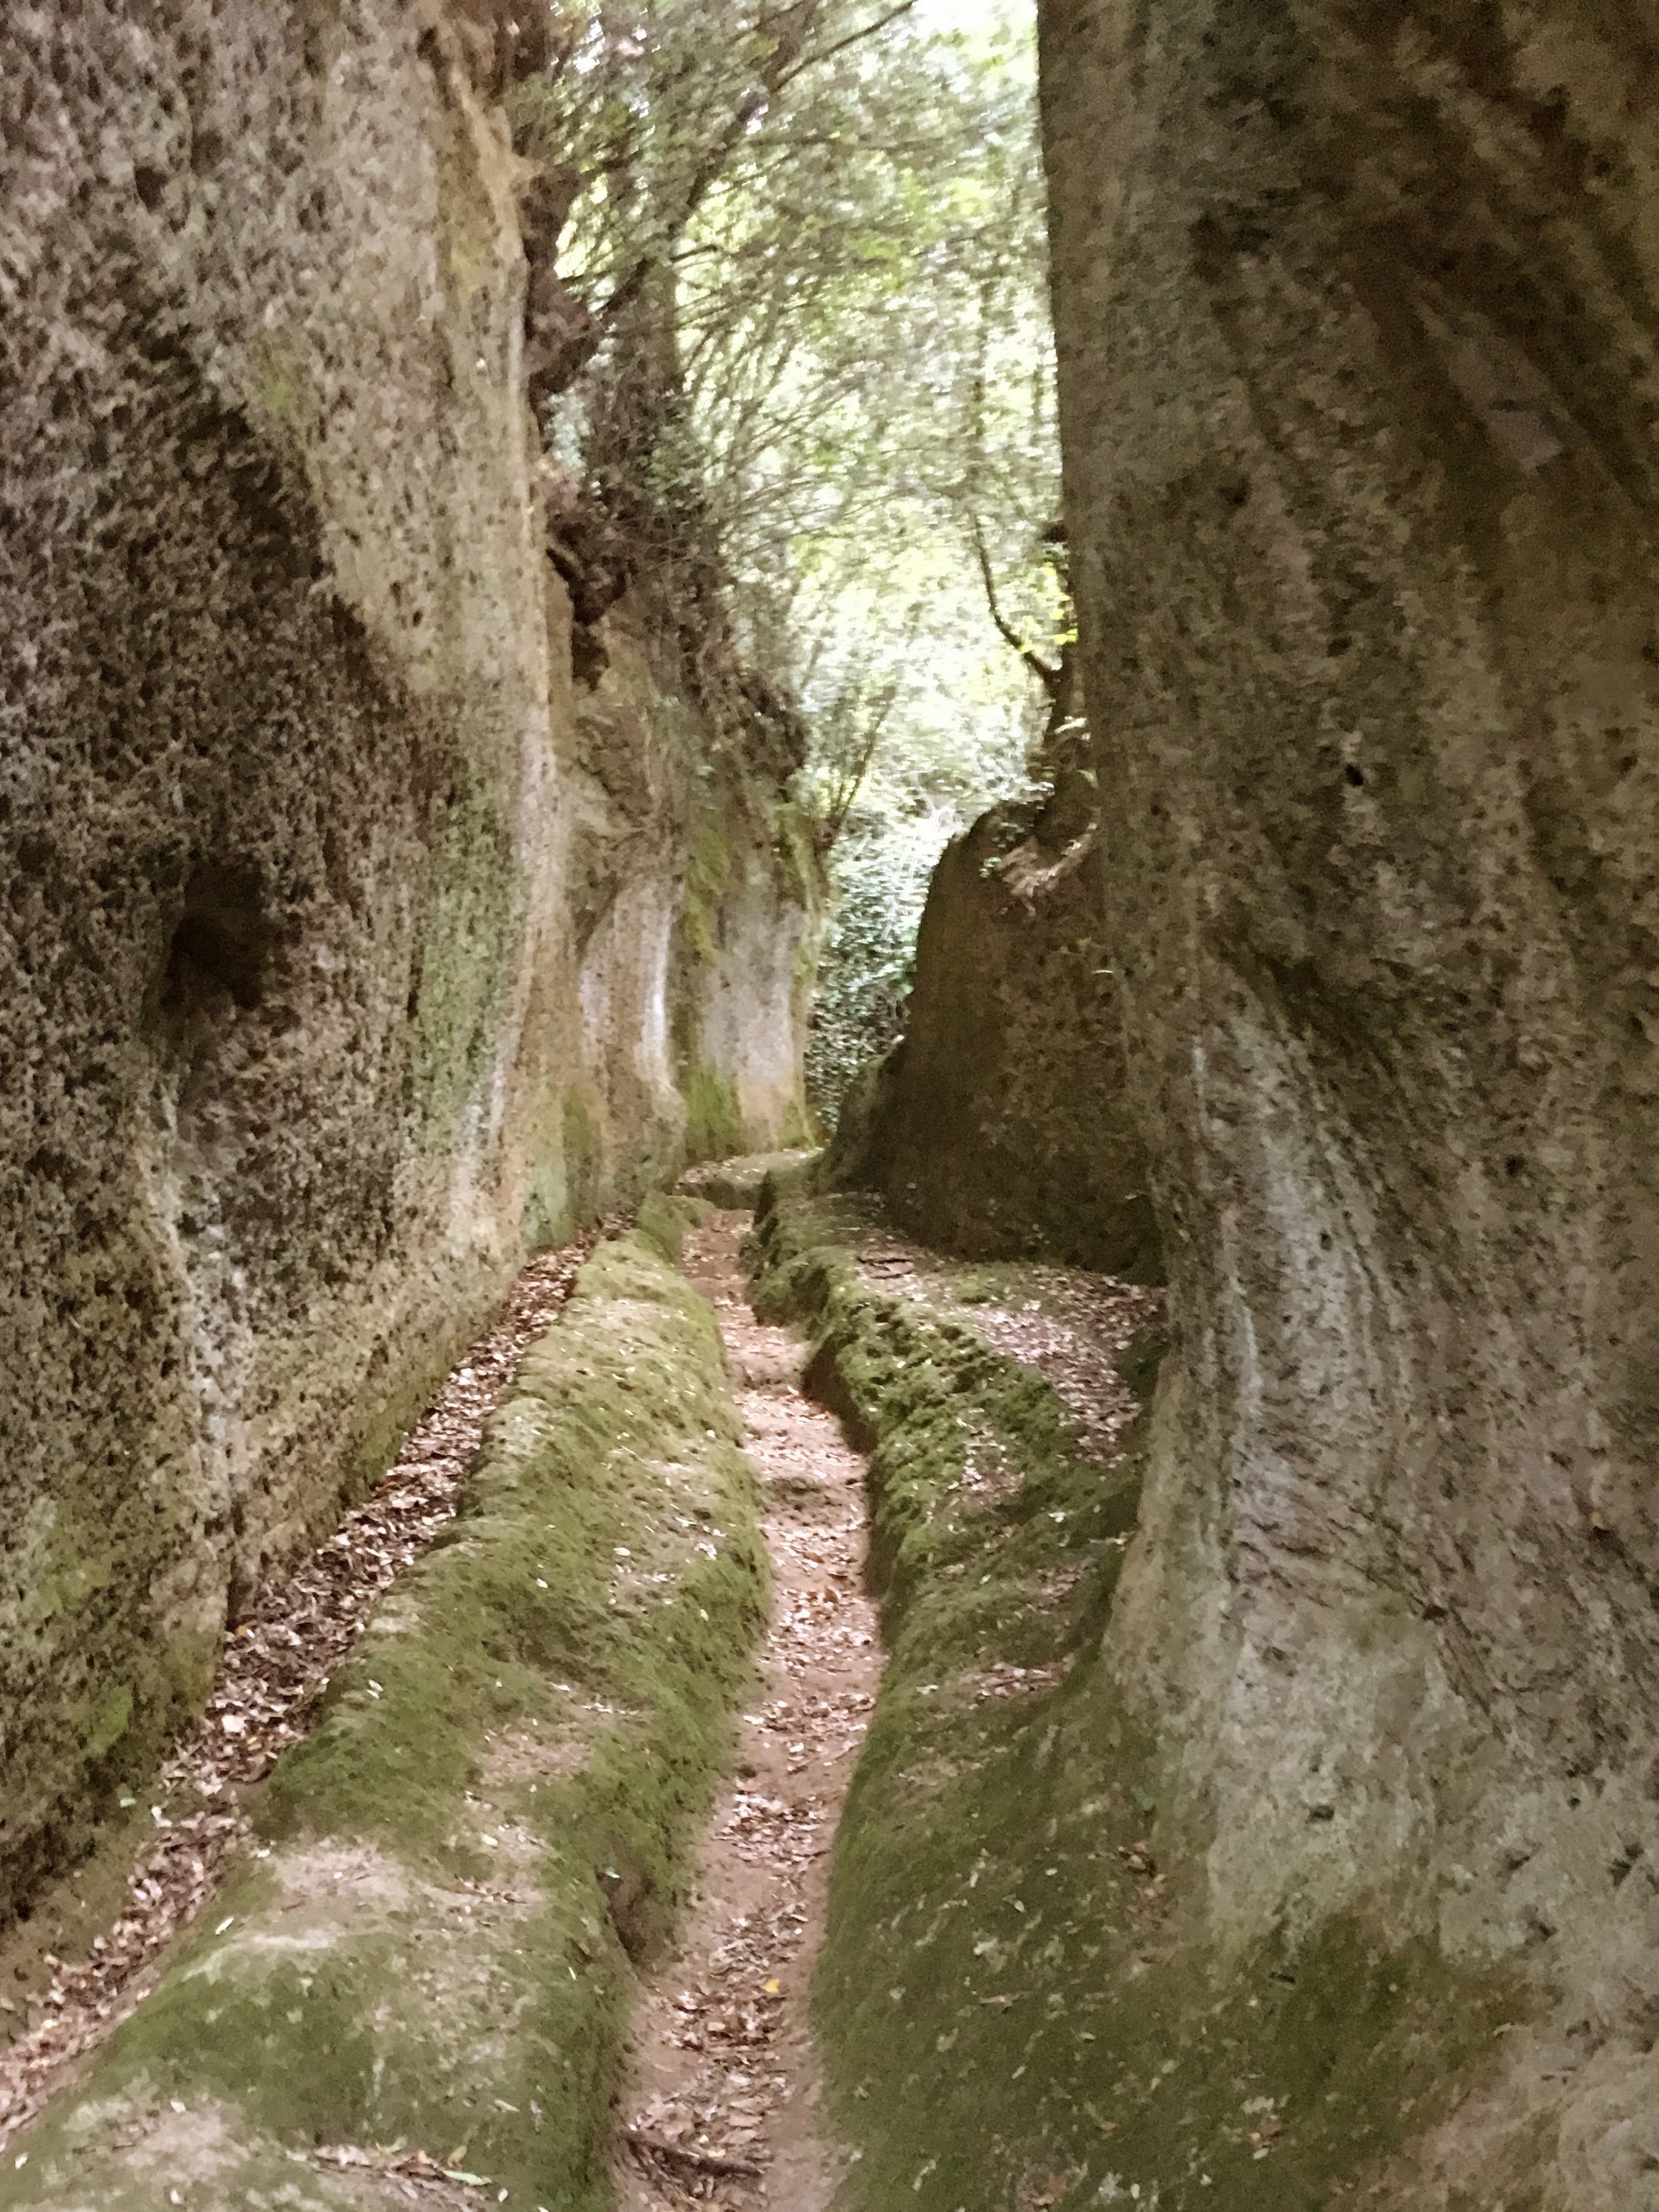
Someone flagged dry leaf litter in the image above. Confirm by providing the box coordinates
[848,1204,1163,1728]
[844,1199,1163,1470]
[616,1192,1164,2204]
[1,1170,1159,2197]
[619,1210,880,2209]
[0,1233,600,2158]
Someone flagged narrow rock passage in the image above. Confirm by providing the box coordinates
[618,1209,879,2210]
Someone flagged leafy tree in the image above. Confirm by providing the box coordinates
[507,0,1059,1121]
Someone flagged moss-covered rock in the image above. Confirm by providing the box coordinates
[749,1187,1531,2212]
[678,1148,819,1212]
[565,596,825,1189]
[831,797,1163,1280]
[0,0,821,1936]
[1,1232,767,2212]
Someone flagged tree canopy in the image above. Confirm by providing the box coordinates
[509,0,1059,1115]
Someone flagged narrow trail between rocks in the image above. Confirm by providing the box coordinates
[618,1209,880,2211]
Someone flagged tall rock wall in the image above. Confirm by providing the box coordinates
[0,0,812,1928]
[1042,0,1659,2196]
[560,591,817,1195]
[835,789,1161,1278]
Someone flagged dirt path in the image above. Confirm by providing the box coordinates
[617,1209,879,2211]
[1,1169,1144,2202]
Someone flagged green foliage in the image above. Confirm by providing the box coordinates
[511,4,1057,1063]
[690,6,1064,828]
[805,808,958,1126]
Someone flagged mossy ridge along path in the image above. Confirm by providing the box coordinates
[617,1206,879,2210]
[749,1185,1528,2212]
[0,1233,599,2160]
[0,1207,769,2212]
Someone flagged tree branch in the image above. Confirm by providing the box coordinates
[968,511,1062,697]
[819,602,924,847]
[581,5,821,360]
[545,1,917,398]
[777,1,919,86]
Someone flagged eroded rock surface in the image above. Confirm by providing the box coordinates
[0,1,812,1929]
[1041,0,1659,2197]
[836,791,1161,1278]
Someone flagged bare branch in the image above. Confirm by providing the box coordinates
[820,602,924,846]
[968,511,1062,697]
[778,1,919,86]
[551,4,824,389]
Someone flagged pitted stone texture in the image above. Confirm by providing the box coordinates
[0,0,559,1922]
[1042,0,1659,2196]
[563,597,819,1186]
[836,793,1161,1277]
[0,0,816,1934]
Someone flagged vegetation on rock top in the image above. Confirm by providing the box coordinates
[506,2,1064,1121]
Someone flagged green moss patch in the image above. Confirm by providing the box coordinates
[748,1187,1528,2212]
[5,1233,768,2212]
[679,815,735,970]
[408,769,515,1149]
[682,1062,744,1163]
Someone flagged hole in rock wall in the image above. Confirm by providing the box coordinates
[162,863,272,1015]
[151,862,281,1513]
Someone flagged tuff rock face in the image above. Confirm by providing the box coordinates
[1040,1,1659,2195]
[0,0,810,1925]
[836,789,1161,1279]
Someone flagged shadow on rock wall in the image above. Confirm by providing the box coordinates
[832,783,1161,1282]
[1041,0,1659,2199]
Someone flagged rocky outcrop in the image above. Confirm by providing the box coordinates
[0,2,811,1929]
[1041,1,1659,2198]
[560,586,817,1197]
[834,788,1161,1278]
